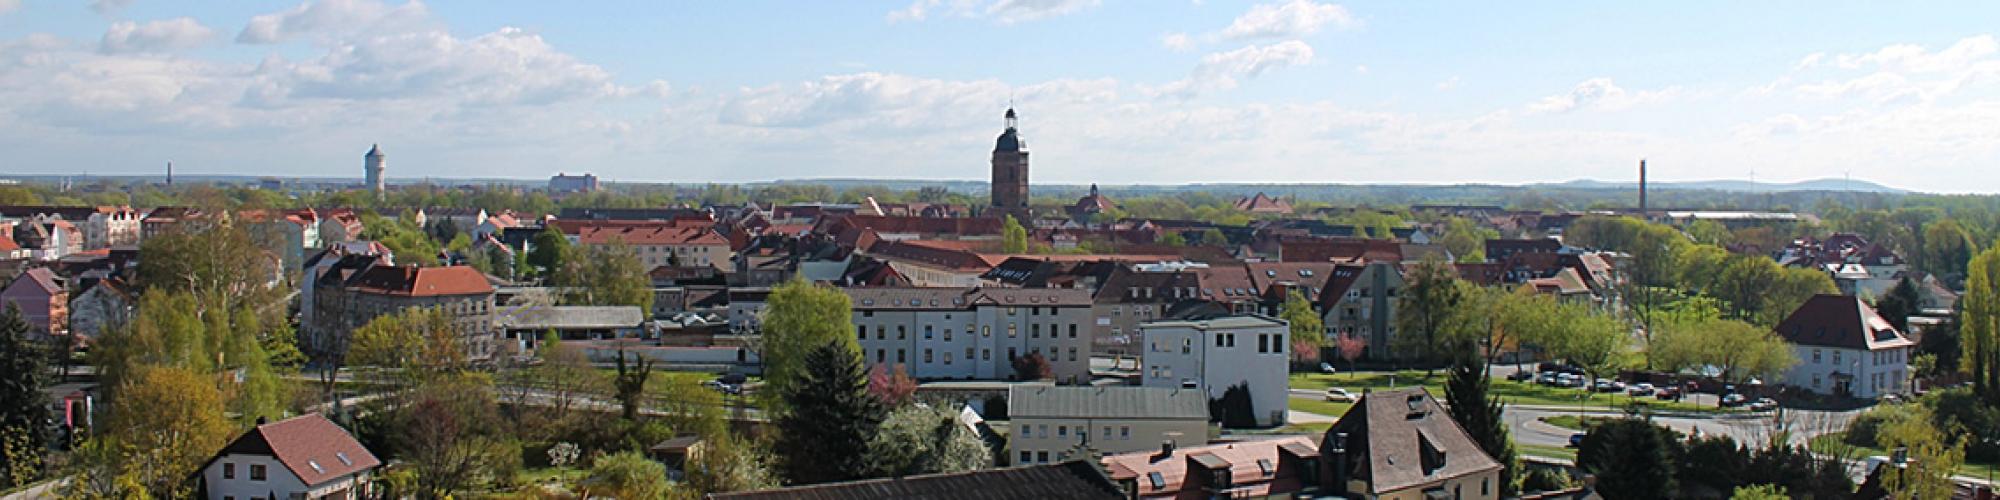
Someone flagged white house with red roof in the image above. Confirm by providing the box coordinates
[1776,294,1915,399]
[200,414,381,500]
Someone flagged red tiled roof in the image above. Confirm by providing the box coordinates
[347,265,493,297]
[1279,238,1402,263]
[212,414,381,487]
[1775,294,1915,351]
[10,267,61,295]
[0,237,18,252]
[1233,192,1294,214]
[1100,436,1318,499]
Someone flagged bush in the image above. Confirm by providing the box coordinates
[1842,404,1909,448]
[1522,467,1573,493]
[1207,383,1258,428]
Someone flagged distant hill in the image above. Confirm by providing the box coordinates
[1538,178,1905,194]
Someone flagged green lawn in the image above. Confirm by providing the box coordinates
[1519,444,1578,462]
[1537,415,1618,431]
[1809,432,2000,480]
[1287,396,1355,418]
[1290,371,1725,414]
[1275,422,1333,435]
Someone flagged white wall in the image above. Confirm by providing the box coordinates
[204,454,306,500]
[1784,345,1909,399]
[1140,320,1290,427]
[1008,416,1209,465]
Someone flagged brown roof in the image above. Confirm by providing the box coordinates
[1327,388,1503,495]
[576,225,728,246]
[9,267,61,295]
[819,215,1005,237]
[1279,238,1401,263]
[1100,436,1319,499]
[1233,193,1294,214]
[847,286,1094,310]
[1775,294,1915,351]
[210,414,381,487]
[347,265,493,297]
[712,460,1123,500]
[866,239,997,272]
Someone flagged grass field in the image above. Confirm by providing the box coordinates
[1518,444,1579,462]
[1537,415,1619,431]
[1290,371,1726,414]
[1286,396,1355,418]
[1809,432,2000,480]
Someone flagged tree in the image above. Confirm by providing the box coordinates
[775,341,885,484]
[684,434,780,495]
[1577,417,1679,500]
[1001,215,1029,254]
[1394,256,1463,370]
[1730,484,1787,500]
[1278,290,1324,349]
[102,365,235,497]
[1444,347,1518,496]
[349,306,466,381]
[1158,231,1187,246]
[1875,276,1920,333]
[557,240,655,313]
[1921,218,1977,280]
[1012,351,1053,381]
[528,224,571,277]
[613,350,654,421]
[394,373,513,497]
[584,451,671,499]
[1877,404,1965,500]
[89,289,291,426]
[1337,335,1367,376]
[1962,246,2000,401]
[1650,319,1795,389]
[1686,220,1734,247]
[532,333,606,429]
[1198,228,1229,246]
[759,279,858,400]
[867,363,918,406]
[1209,383,1258,428]
[867,404,991,477]
[0,305,50,488]
[1544,304,1632,387]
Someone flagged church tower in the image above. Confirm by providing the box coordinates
[364,144,386,196]
[990,108,1030,221]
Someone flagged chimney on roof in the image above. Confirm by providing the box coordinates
[1157,440,1176,459]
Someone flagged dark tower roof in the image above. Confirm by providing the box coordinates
[995,108,1026,152]
[366,144,382,157]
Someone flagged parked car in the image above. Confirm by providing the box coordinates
[1325,387,1358,403]
[1592,379,1625,393]
[1568,433,1587,448]
[1507,370,1535,382]
[1748,398,1779,412]
[1539,362,1584,375]
[1720,393,1749,407]
[1320,362,1338,374]
[1655,387,1682,400]
[1537,372,1561,386]
[1560,374,1588,388]
[1627,383,1655,397]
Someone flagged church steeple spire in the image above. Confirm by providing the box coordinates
[1004,107,1017,130]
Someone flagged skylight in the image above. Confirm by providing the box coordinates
[307,460,323,473]
[1147,471,1166,489]
[336,452,352,466]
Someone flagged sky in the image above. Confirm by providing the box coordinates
[1,1,1998,193]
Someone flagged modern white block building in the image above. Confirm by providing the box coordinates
[1007,384,1211,465]
[1138,315,1290,427]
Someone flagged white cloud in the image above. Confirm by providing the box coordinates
[100,17,216,54]
[885,0,938,23]
[0,0,19,15]
[883,0,1098,24]
[237,0,430,44]
[1527,77,1679,114]
[90,0,136,15]
[1828,35,1997,73]
[1435,76,1459,91]
[1353,65,1367,74]
[1146,40,1315,99]
[1785,35,2000,106]
[1161,32,1193,52]
[1218,0,1355,40]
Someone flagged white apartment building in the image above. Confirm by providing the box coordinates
[1007,385,1210,465]
[1777,294,1914,399]
[846,287,1093,383]
[1139,315,1290,427]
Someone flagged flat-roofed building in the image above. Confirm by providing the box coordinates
[1008,385,1211,465]
[1139,315,1290,427]
[847,287,1093,383]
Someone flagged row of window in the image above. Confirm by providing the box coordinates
[220,462,268,481]
[858,322,1081,341]
[1810,348,1906,366]
[1019,423,1133,440]
[870,346,1083,365]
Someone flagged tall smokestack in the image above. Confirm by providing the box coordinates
[166,161,173,186]
[1638,159,1647,215]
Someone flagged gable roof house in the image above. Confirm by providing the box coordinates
[1,267,67,338]
[1775,294,1916,399]
[1101,435,1323,499]
[1321,388,1504,499]
[199,414,382,500]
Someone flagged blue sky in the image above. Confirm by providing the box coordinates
[2,1,1998,193]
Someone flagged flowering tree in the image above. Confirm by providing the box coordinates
[1337,335,1367,378]
[867,363,918,406]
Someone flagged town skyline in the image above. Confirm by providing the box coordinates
[2,1,1998,192]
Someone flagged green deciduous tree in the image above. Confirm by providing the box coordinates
[1394,256,1463,370]
[557,240,655,313]
[528,224,571,278]
[775,341,885,484]
[1650,318,1795,388]
[1962,246,2000,401]
[1278,290,1324,350]
[759,279,857,399]
[584,450,671,499]
[684,434,780,495]
[1877,404,1965,500]
[100,365,236,497]
[867,403,991,477]
[1001,215,1029,254]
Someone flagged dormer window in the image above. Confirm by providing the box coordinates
[1256,458,1275,476]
